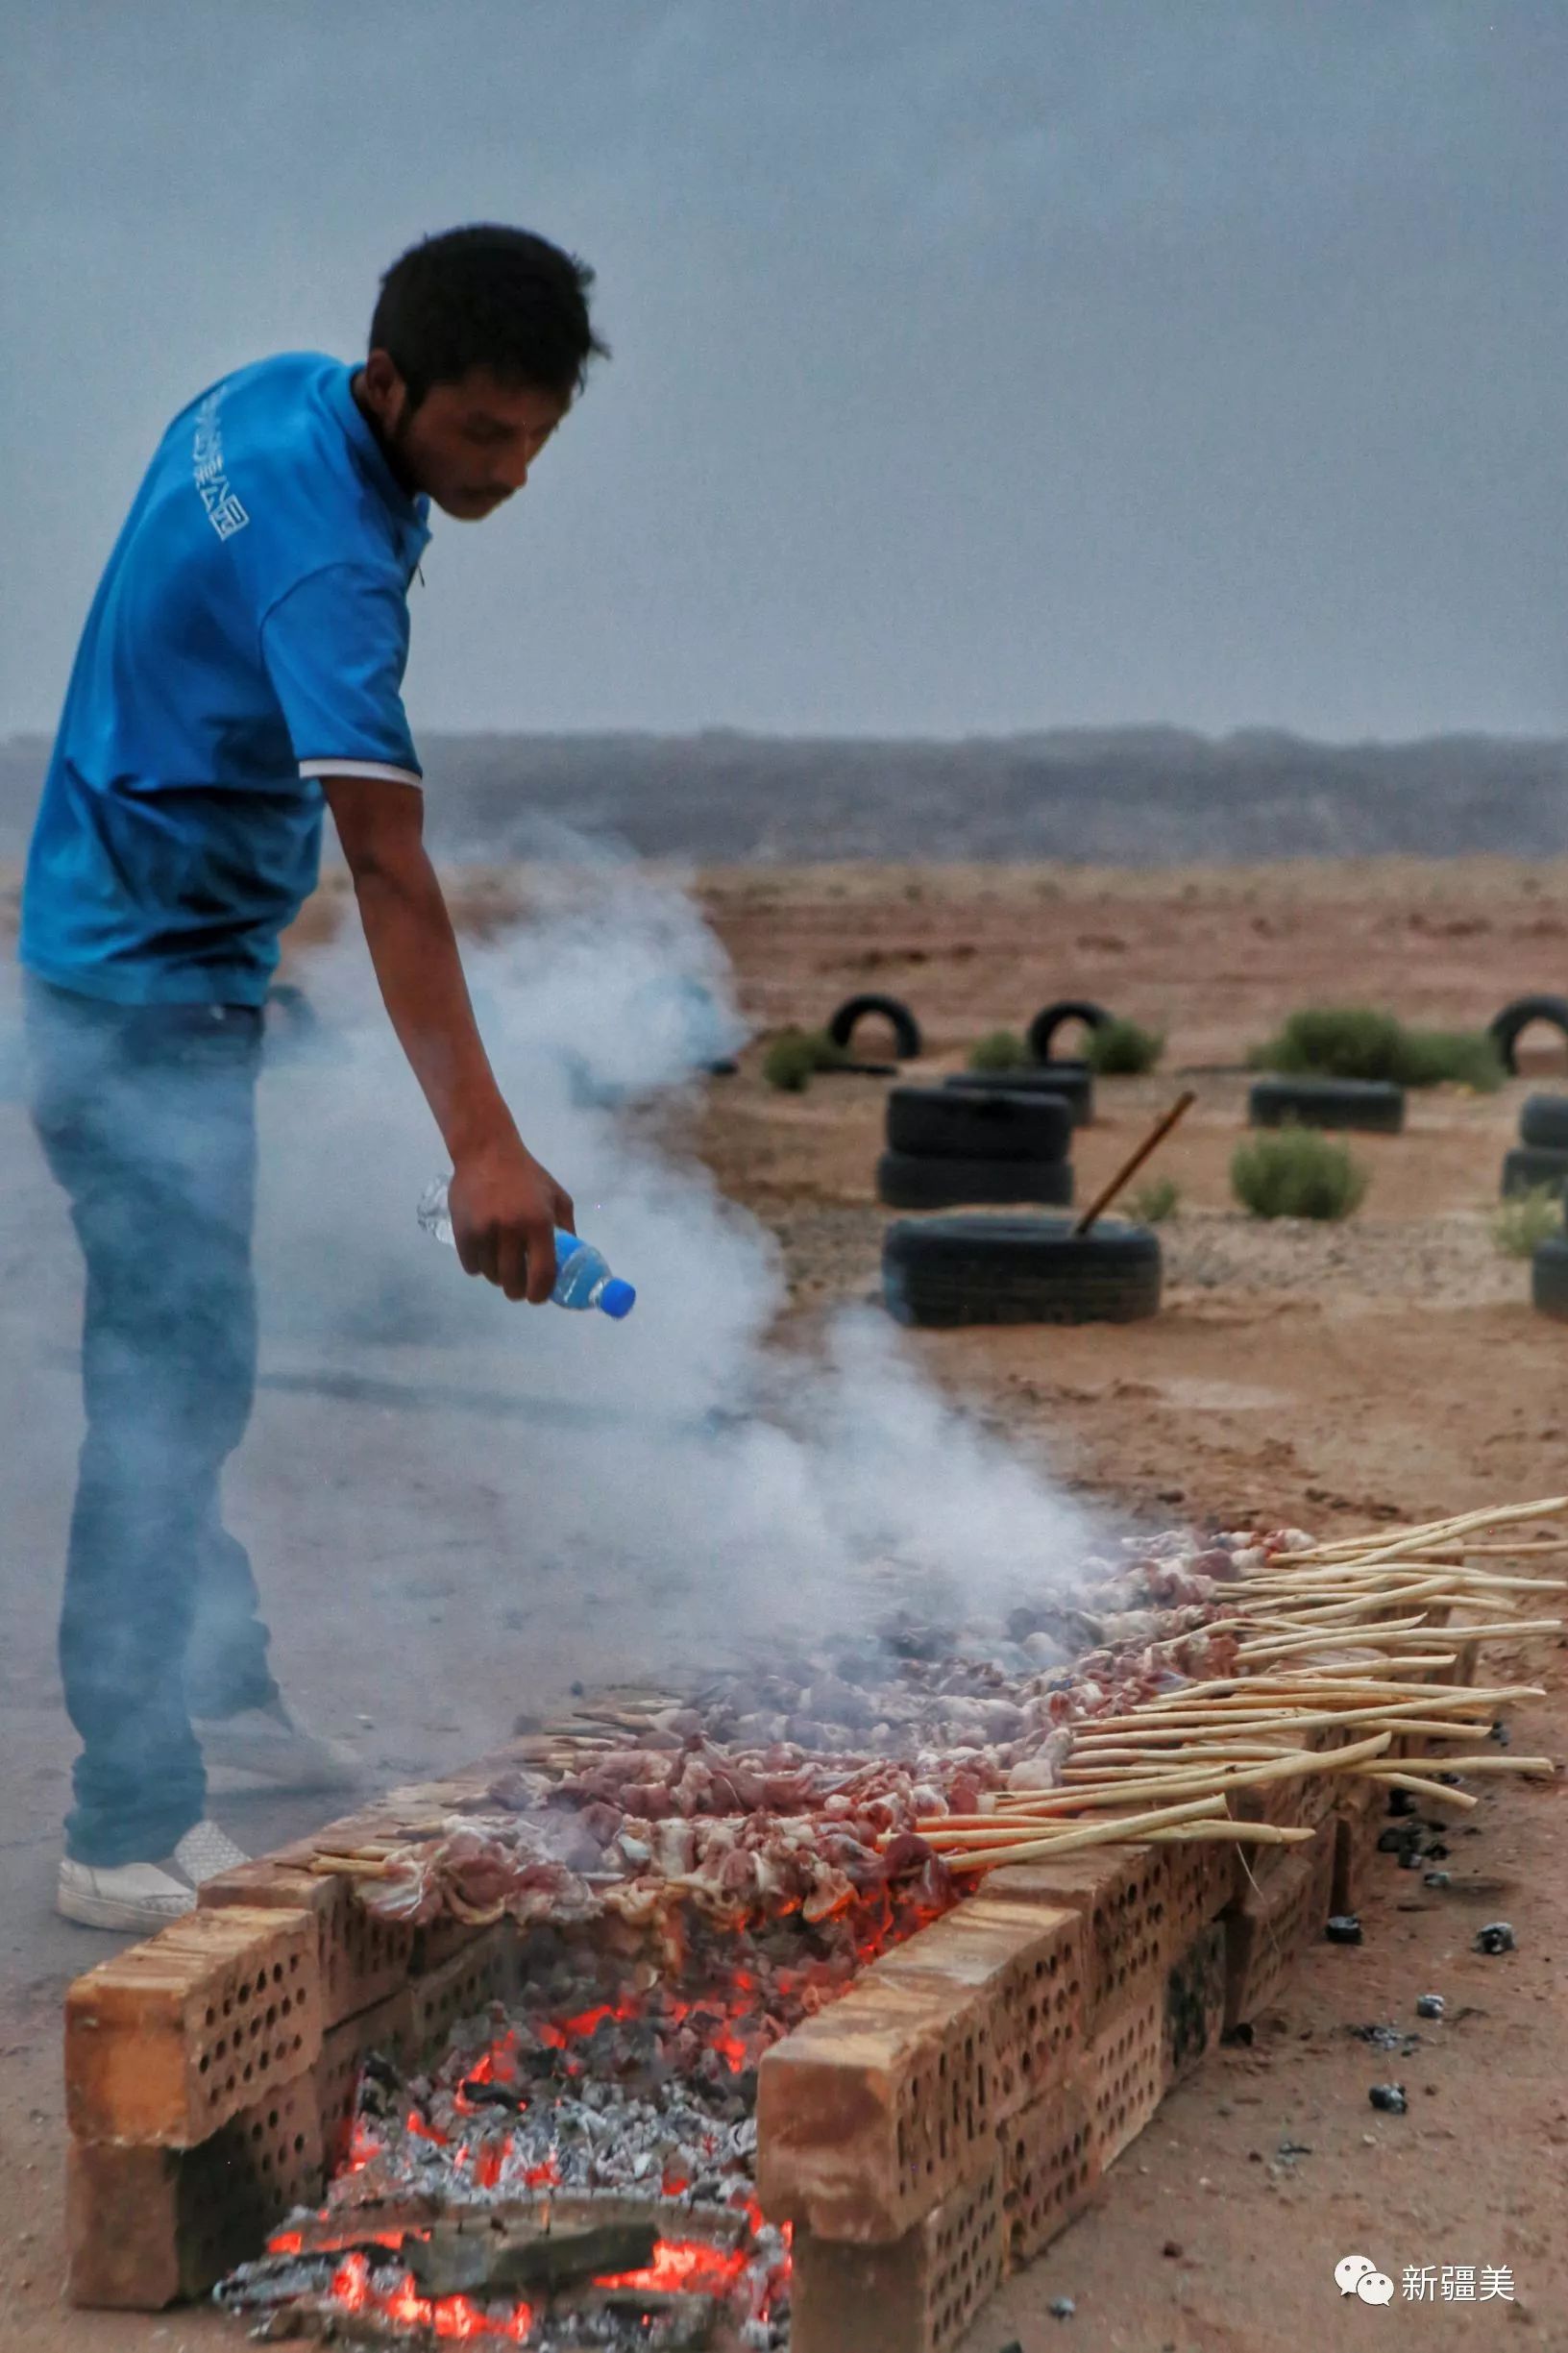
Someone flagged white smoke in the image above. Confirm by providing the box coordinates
[252,840,1099,1732]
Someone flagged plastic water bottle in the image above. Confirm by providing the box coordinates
[417,1178,636,1318]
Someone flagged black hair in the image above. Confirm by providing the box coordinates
[371,224,608,408]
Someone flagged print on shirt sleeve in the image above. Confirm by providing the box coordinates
[192,390,250,542]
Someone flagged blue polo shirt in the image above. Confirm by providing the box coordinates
[20,353,431,1005]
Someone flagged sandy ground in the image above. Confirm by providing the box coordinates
[2,857,1566,2351]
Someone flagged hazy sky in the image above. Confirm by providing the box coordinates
[5,1,1568,742]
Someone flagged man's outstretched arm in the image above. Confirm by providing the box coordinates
[321,773,572,1303]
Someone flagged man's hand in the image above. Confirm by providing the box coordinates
[449,1136,576,1304]
[321,774,579,1304]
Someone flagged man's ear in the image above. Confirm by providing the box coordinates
[359,349,409,433]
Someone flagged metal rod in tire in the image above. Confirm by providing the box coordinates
[1073,1091,1197,1238]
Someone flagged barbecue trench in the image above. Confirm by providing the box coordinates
[61,1497,1563,2349]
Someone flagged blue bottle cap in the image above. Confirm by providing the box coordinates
[599,1278,637,1319]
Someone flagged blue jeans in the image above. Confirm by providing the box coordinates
[25,977,278,1865]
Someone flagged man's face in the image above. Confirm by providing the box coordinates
[359,356,571,521]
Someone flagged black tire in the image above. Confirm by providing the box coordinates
[1489,993,1568,1076]
[1519,1093,1568,1149]
[876,1151,1074,1210]
[1501,1144,1568,1200]
[1531,1233,1568,1319]
[888,1084,1073,1163]
[945,1065,1094,1125]
[1249,1076,1406,1134]
[826,993,922,1061]
[1027,999,1112,1064]
[883,1213,1161,1328]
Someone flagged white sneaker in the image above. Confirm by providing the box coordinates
[56,1823,250,1932]
[172,1819,251,1884]
[195,1701,362,1796]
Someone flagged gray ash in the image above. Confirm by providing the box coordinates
[218,1907,941,2346]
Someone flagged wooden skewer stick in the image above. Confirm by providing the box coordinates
[1077,1708,1507,1743]
[1349,1769,1480,1808]
[1140,1822,1317,1848]
[1106,1679,1522,1713]
[1077,1692,1497,1734]
[1235,1618,1453,1656]
[1242,1567,1565,1593]
[1293,1497,1568,1552]
[1462,1540,1568,1556]
[1286,1496,1568,1565]
[1072,1090,1196,1237]
[1129,1678,1540,1710]
[943,1794,1227,1873]
[944,1731,1393,1828]
[1056,1749,1301,1776]
[1374,1753,1556,1777]
[1251,1581,1459,1621]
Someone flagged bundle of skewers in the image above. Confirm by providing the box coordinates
[305,1496,1563,1915]
[909,1494,1565,1875]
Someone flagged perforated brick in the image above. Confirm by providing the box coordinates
[983,1847,1172,2017]
[409,1921,518,2059]
[199,1857,417,2029]
[1164,1922,1227,2082]
[756,1973,994,2243]
[998,2075,1097,2266]
[1084,1980,1166,2168]
[1223,1830,1335,2030]
[790,2154,1005,2353]
[66,1905,321,2147]
[1336,1768,1382,1817]
[874,1896,1085,2118]
[1158,1832,1235,1949]
[1331,1797,1385,1916]
[67,2073,323,2307]
[314,1987,418,2166]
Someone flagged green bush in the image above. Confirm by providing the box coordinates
[1492,1186,1562,1261]
[968,1028,1030,1073]
[1248,1005,1504,1091]
[1396,1027,1506,1092]
[1231,1128,1368,1220]
[1126,1174,1181,1224]
[1248,1007,1406,1081]
[762,1027,851,1091]
[1087,1017,1165,1076]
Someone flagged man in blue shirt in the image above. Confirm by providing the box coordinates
[22,224,607,1930]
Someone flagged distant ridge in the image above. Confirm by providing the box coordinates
[2,727,1564,866]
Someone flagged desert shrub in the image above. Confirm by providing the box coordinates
[762,1030,816,1091]
[1491,1186,1562,1260]
[1248,1007,1406,1082]
[1087,1017,1165,1076]
[1249,1005,1504,1091]
[762,1027,850,1091]
[1231,1128,1368,1220]
[968,1028,1030,1072]
[1126,1174,1181,1223]
[1396,1027,1506,1092]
